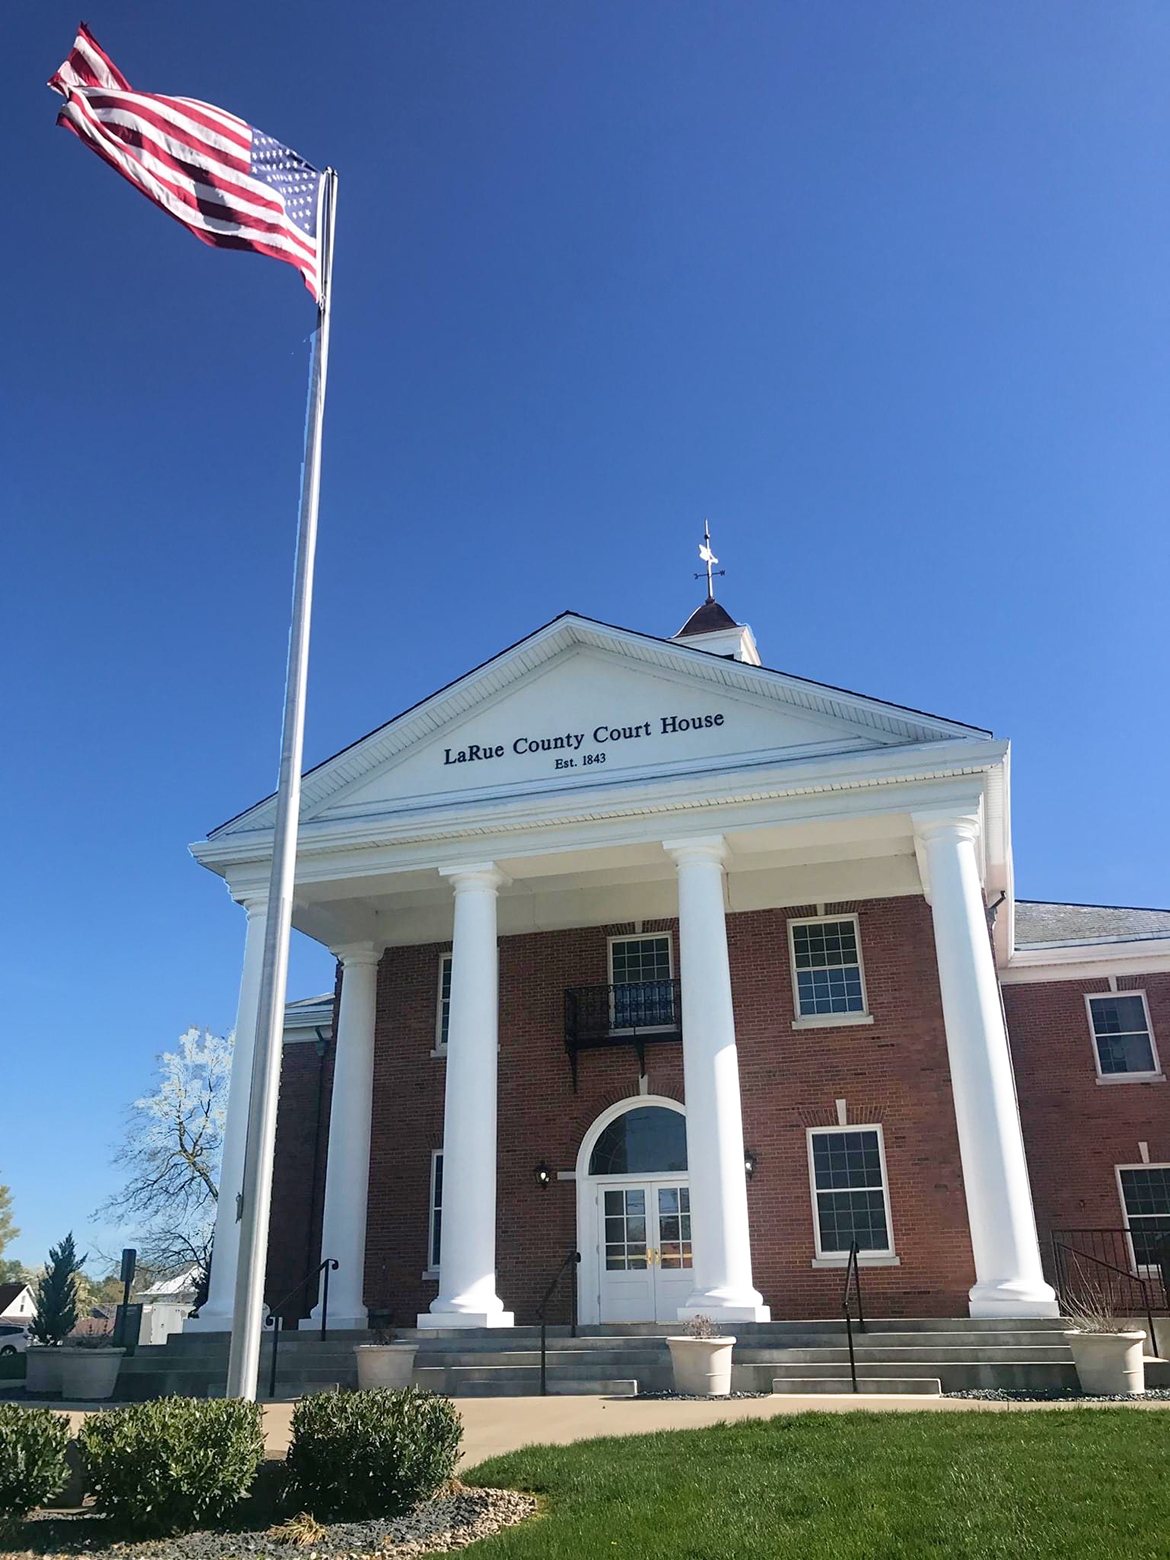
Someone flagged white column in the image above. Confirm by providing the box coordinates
[189,897,267,1332]
[307,944,381,1330]
[664,835,770,1323]
[913,811,1058,1318]
[418,864,514,1329]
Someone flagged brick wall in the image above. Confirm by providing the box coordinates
[1004,973,1170,1245]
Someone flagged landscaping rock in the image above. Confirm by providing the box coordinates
[945,1387,1170,1404]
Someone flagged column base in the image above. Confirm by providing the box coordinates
[969,1279,1060,1319]
[679,1302,771,1324]
[184,1311,233,1335]
[299,1310,369,1332]
[416,1310,515,1330]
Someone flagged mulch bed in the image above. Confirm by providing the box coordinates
[4,1483,538,1559]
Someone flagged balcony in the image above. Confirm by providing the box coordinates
[563,979,683,1089]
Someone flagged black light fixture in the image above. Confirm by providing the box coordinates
[534,1161,553,1188]
[743,1148,758,1180]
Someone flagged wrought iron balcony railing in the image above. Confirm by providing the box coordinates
[563,979,682,1089]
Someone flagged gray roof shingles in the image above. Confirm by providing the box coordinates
[1015,900,1170,949]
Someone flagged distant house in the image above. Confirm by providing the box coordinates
[0,1283,34,1324]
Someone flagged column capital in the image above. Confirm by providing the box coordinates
[234,894,268,919]
[331,941,383,968]
[439,862,510,893]
[662,834,728,868]
[911,810,981,848]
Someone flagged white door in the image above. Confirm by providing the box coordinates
[598,1178,693,1323]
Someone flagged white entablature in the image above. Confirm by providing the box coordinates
[190,612,1012,953]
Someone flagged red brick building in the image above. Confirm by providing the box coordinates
[188,603,1170,1334]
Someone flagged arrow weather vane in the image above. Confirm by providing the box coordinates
[695,519,726,602]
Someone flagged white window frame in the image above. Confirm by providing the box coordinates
[806,1124,897,1266]
[424,1148,444,1277]
[432,952,453,1057]
[1115,1161,1170,1273]
[1084,990,1163,1084]
[607,933,676,1034]
[788,913,873,1029]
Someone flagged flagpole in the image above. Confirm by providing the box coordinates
[226,168,338,1401]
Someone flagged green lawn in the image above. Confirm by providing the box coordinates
[461,1409,1170,1559]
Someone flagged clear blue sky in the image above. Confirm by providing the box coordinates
[4,1,1168,1268]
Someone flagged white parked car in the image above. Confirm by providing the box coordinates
[0,1324,31,1355]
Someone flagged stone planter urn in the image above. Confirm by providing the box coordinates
[355,1342,418,1390]
[24,1347,63,1395]
[58,1347,126,1401]
[1065,1331,1146,1396]
[667,1335,736,1396]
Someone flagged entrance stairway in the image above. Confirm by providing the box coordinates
[111,1316,1124,1400]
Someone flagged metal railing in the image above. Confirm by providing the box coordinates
[1050,1233,1161,1346]
[842,1241,865,1394]
[1050,1228,1169,1311]
[563,980,682,1088]
[537,1249,581,1396]
[263,1257,338,1399]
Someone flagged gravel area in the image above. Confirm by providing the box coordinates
[945,1388,1170,1404]
[8,1484,537,1559]
[634,1389,771,1401]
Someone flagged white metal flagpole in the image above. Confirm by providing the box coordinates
[226,168,338,1401]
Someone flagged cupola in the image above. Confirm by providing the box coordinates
[672,521,762,664]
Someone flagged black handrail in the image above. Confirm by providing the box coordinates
[1051,1239,1157,1350]
[537,1249,581,1396]
[842,1242,865,1394]
[263,1257,338,1399]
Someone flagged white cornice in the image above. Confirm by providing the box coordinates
[1001,939,1170,984]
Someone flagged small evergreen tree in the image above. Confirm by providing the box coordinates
[30,1233,86,1347]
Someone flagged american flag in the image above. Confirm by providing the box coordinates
[50,24,325,301]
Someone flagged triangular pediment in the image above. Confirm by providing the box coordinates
[209,613,989,837]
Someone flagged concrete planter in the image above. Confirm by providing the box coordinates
[667,1335,736,1396]
[355,1343,417,1390]
[24,1347,63,1395]
[58,1347,125,1401]
[1065,1331,1146,1396]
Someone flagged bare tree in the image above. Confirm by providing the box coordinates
[96,1028,233,1279]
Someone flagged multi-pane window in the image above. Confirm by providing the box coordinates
[790,917,867,1018]
[604,1187,648,1270]
[1119,1166,1170,1268]
[657,1186,692,1269]
[808,1127,893,1257]
[1086,994,1159,1078]
[436,954,452,1049]
[610,935,675,1028]
[428,1151,443,1269]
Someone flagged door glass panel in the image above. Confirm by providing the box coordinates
[604,1187,648,1269]
[657,1185,692,1269]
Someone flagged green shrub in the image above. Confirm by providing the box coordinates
[80,1397,264,1535]
[0,1404,71,1534]
[284,1388,462,1520]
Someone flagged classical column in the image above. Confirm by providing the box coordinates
[418,864,514,1329]
[664,835,770,1323]
[307,944,381,1330]
[913,811,1058,1317]
[188,897,267,1332]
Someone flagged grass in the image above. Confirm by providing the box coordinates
[461,1409,1170,1559]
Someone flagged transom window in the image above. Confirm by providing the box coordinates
[435,954,452,1050]
[789,916,867,1019]
[1119,1165,1170,1268]
[428,1150,443,1269]
[589,1105,688,1176]
[1086,993,1159,1079]
[808,1127,893,1257]
[609,934,676,1029]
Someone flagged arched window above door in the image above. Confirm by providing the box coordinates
[588,1105,688,1176]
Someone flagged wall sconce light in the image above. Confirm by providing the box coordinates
[534,1162,553,1188]
[743,1149,758,1180]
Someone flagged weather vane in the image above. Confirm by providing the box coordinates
[694,519,726,602]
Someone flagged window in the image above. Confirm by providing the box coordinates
[589,1105,688,1176]
[608,934,676,1029]
[435,954,452,1051]
[807,1127,894,1258]
[789,916,868,1022]
[1119,1165,1170,1269]
[1086,993,1160,1079]
[428,1150,443,1270]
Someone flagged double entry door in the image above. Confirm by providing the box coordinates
[597,1178,692,1322]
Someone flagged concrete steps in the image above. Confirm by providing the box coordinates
[775,1377,943,1396]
